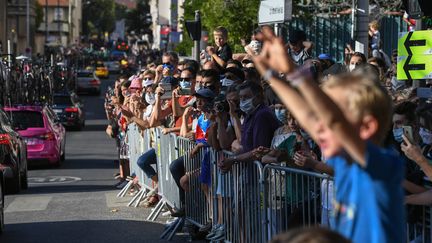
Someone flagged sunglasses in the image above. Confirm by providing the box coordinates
[180,77,192,82]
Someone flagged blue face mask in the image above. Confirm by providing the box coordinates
[180,81,191,89]
[393,127,404,143]
[195,84,203,92]
[274,109,287,123]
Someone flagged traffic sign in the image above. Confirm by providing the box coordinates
[259,0,292,24]
[398,31,432,56]
[397,55,432,80]
[397,30,432,80]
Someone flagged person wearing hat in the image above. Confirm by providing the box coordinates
[287,30,313,66]
[168,88,216,217]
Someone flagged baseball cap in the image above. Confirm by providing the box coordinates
[194,88,216,99]
[318,53,332,60]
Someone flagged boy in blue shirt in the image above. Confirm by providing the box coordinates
[249,27,405,243]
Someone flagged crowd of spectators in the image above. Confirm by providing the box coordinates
[103,23,432,243]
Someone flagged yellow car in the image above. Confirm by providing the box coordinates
[95,62,109,79]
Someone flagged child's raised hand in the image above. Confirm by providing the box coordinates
[249,26,295,75]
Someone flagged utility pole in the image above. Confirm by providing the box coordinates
[26,0,30,53]
[354,0,369,58]
[58,0,61,45]
[45,0,48,44]
[194,10,201,62]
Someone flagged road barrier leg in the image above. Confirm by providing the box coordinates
[116,180,134,198]
[127,188,147,207]
[147,200,165,221]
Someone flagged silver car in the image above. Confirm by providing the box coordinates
[76,70,101,95]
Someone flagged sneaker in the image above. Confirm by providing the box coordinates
[113,179,125,187]
[205,224,222,239]
[170,208,185,217]
[198,221,212,233]
[116,180,129,189]
[207,224,225,241]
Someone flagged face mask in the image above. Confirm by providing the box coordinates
[419,127,432,145]
[145,93,156,105]
[240,98,255,114]
[221,78,235,87]
[180,81,191,89]
[393,127,404,143]
[195,84,203,92]
[274,108,287,123]
[349,64,356,72]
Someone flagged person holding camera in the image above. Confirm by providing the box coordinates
[155,52,180,83]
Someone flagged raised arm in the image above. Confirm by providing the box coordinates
[251,26,366,167]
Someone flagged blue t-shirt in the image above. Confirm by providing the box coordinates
[327,141,405,243]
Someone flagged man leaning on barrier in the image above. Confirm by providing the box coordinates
[217,81,279,172]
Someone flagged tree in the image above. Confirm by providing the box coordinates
[82,0,116,36]
[125,0,152,35]
[35,1,44,29]
[176,0,260,55]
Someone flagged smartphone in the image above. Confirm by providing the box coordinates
[402,126,414,143]
[178,87,191,96]
[158,83,172,100]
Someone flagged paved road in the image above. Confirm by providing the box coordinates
[1,76,190,243]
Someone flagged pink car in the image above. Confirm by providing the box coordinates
[4,106,66,166]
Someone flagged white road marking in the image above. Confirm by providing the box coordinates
[5,196,52,213]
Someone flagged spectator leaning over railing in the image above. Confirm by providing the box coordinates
[204,84,240,241]
[248,26,405,243]
[218,81,280,242]
[218,81,279,173]
[115,80,132,189]
[169,88,216,217]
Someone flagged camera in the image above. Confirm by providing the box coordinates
[214,94,230,112]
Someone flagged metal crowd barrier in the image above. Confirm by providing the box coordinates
[148,128,182,221]
[263,165,332,242]
[180,136,212,227]
[124,123,432,243]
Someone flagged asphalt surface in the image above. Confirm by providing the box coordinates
[0,75,191,243]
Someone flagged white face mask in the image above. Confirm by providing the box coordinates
[349,64,356,72]
[419,127,432,145]
[221,78,235,87]
[145,93,156,105]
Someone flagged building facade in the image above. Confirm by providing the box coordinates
[35,0,82,54]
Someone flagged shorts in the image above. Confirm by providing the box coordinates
[199,149,211,186]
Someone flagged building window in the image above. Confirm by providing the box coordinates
[54,8,64,21]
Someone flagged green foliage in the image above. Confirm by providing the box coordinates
[125,0,151,35]
[201,0,260,53]
[35,1,44,29]
[82,0,116,36]
[115,2,128,20]
[177,0,260,55]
